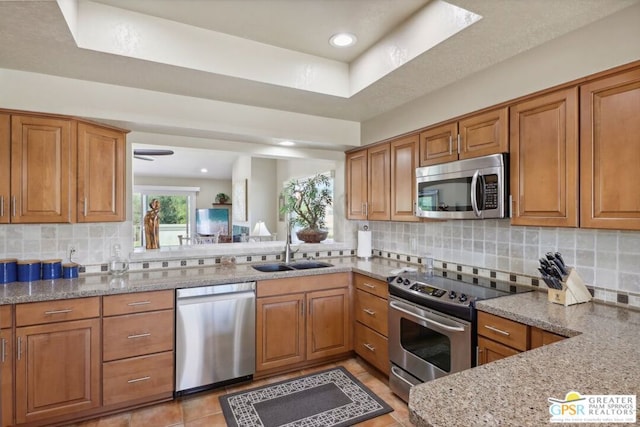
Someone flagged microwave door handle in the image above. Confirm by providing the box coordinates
[470,171,482,217]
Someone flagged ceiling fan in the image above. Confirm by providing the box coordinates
[133,149,175,161]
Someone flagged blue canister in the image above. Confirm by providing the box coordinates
[0,259,18,284]
[17,260,41,282]
[62,263,79,279]
[41,259,63,280]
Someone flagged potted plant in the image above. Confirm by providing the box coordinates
[215,192,230,204]
[280,173,332,243]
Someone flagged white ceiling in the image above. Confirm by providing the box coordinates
[1,0,638,178]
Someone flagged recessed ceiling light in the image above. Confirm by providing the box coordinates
[279,141,295,146]
[329,33,357,48]
[200,168,208,173]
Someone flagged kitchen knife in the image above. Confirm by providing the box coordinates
[554,252,567,269]
[545,253,568,275]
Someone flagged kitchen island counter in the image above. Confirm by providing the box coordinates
[409,291,640,426]
[0,257,409,304]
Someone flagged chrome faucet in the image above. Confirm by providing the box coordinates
[284,219,294,263]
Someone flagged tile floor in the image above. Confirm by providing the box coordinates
[68,357,414,427]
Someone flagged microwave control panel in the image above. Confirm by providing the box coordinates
[483,174,499,209]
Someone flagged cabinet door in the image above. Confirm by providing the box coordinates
[346,150,368,219]
[459,107,508,160]
[581,67,640,230]
[77,122,126,222]
[256,294,305,372]
[530,327,565,349]
[1,329,13,427]
[390,135,419,222]
[15,318,101,424]
[510,87,579,227]
[367,144,391,220]
[0,114,9,224]
[10,115,75,223]
[419,122,458,166]
[477,336,519,365]
[306,288,351,361]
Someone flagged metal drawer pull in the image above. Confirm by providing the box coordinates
[16,337,21,361]
[127,376,151,384]
[363,308,376,316]
[127,301,151,306]
[1,338,6,363]
[363,283,376,289]
[127,333,151,339]
[363,343,376,352]
[0,196,4,217]
[44,309,72,315]
[484,325,510,336]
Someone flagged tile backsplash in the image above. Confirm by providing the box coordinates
[365,219,640,308]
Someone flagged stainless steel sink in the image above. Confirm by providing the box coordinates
[252,263,295,272]
[251,261,333,272]
[287,261,333,270]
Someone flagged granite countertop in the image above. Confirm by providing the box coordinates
[0,257,410,304]
[409,292,640,427]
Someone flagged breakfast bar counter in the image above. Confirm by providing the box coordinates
[409,291,640,426]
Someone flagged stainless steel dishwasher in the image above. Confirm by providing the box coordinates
[175,281,256,395]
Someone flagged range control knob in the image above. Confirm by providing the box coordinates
[448,290,457,299]
[403,278,411,286]
[459,294,468,303]
[396,277,404,284]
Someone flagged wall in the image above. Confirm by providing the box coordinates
[366,220,640,308]
[134,176,232,209]
[250,158,278,236]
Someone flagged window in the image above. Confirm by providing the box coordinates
[133,186,198,248]
[285,172,334,243]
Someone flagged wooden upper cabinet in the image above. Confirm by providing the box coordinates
[346,149,368,220]
[420,107,508,167]
[510,87,579,227]
[580,67,640,230]
[419,122,458,166]
[0,114,9,224]
[459,107,508,160]
[367,144,391,220]
[77,122,126,222]
[10,115,75,223]
[390,134,419,221]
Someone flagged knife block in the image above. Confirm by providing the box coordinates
[547,268,592,306]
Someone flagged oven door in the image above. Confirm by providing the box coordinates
[388,296,471,383]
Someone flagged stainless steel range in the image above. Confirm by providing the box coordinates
[387,270,530,402]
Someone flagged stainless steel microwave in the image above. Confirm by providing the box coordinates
[415,153,508,219]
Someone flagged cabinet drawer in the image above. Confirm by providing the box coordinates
[103,351,174,406]
[354,290,388,336]
[0,305,12,328]
[103,310,174,361]
[353,274,388,299]
[477,311,529,352]
[354,322,389,375]
[16,297,100,326]
[103,290,174,316]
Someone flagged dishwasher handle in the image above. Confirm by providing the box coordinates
[177,290,255,306]
[176,282,255,299]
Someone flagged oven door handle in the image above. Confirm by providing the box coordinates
[390,301,466,332]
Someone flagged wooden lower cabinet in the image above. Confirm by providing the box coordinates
[15,318,101,424]
[306,288,351,360]
[1,328,13,427]
[256,293,306,371]
[103,352,174,406]
[353,274,389,375]
[102,290,175,410]
[477,311,566,365]
[255,274,351,375]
